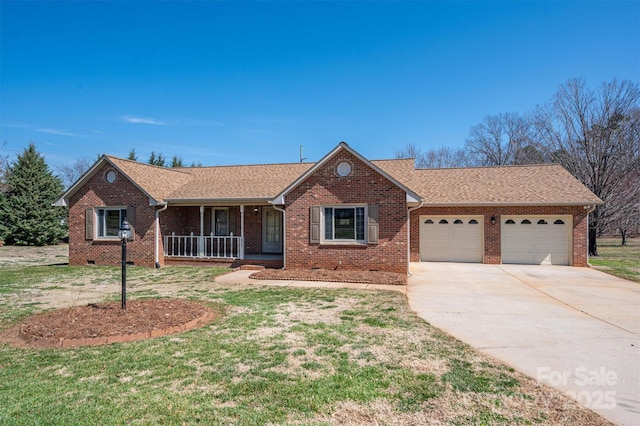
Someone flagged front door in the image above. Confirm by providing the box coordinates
[262,208,283,253]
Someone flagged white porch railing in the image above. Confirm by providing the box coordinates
[164,232,243,259]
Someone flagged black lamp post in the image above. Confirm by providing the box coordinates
[118,219,132,309]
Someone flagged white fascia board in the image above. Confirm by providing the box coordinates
[406,193,420,204]
[53,197,68,207]
[270,195,285,205]
[163,197,272,205]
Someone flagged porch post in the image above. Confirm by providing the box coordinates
[240,205,245,259]
[199,205,205,257]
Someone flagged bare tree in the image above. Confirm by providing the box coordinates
[56,158,93,190]
[394,143,468,168]
[394,143,423,162]
[421,146,471,168]
[532,78,640,256]
[465,112,537,166]
[608,169,640,245]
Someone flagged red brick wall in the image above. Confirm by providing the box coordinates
[244,207,263,254]
[68,163,159,267]
[160,207,201,236]
[284,151,408,274]
[409,205,589,266]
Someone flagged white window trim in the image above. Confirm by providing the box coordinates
[320,204,367,245]
[96,207,127,240]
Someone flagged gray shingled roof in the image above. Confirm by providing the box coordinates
[58,154,602,207]
[398,163,603,206]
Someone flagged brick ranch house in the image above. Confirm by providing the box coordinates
[55,142,602,274]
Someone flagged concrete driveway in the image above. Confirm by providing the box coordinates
[407,262,640,426]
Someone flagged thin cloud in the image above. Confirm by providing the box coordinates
[0,121,30,129]
[121,115,166,125]
[36,128,82,137]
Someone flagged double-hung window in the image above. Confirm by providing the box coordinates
[97,208,127,238]
[323,206,366,243]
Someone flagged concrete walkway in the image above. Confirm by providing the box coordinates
[407,262,640,426]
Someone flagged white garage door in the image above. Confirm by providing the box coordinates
[419,216,483,262]
[501,216,572,265]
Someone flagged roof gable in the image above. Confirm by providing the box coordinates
[54,156,193,206]
[271,142,421,205]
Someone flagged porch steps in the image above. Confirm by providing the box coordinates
[239,265,266,271]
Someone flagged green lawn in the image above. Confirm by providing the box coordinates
[0,260,606,425]
[590,237,640,283]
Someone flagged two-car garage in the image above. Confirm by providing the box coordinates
[419,215,573,265]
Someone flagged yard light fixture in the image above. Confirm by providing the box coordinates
[491,215,497,225]
[118,219,132,309]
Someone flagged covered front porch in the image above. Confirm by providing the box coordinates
[159,204,283,267]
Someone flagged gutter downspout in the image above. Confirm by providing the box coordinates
[584,204,597,266]
[407,200,424,276]
[155,203,168,268]
[271,204,286,269]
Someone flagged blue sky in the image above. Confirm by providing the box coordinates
[1,1,638,170]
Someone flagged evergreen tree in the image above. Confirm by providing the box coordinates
[127,149,138,161]
[170,155,184,168]
[148,151,166,167]
[0,142,9,194]
[0,143,66,245]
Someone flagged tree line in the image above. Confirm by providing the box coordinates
[126,149,201,169]
[395,78,640,254]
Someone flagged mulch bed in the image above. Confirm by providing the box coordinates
[249,268,407,286]
[2,299,218,349]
